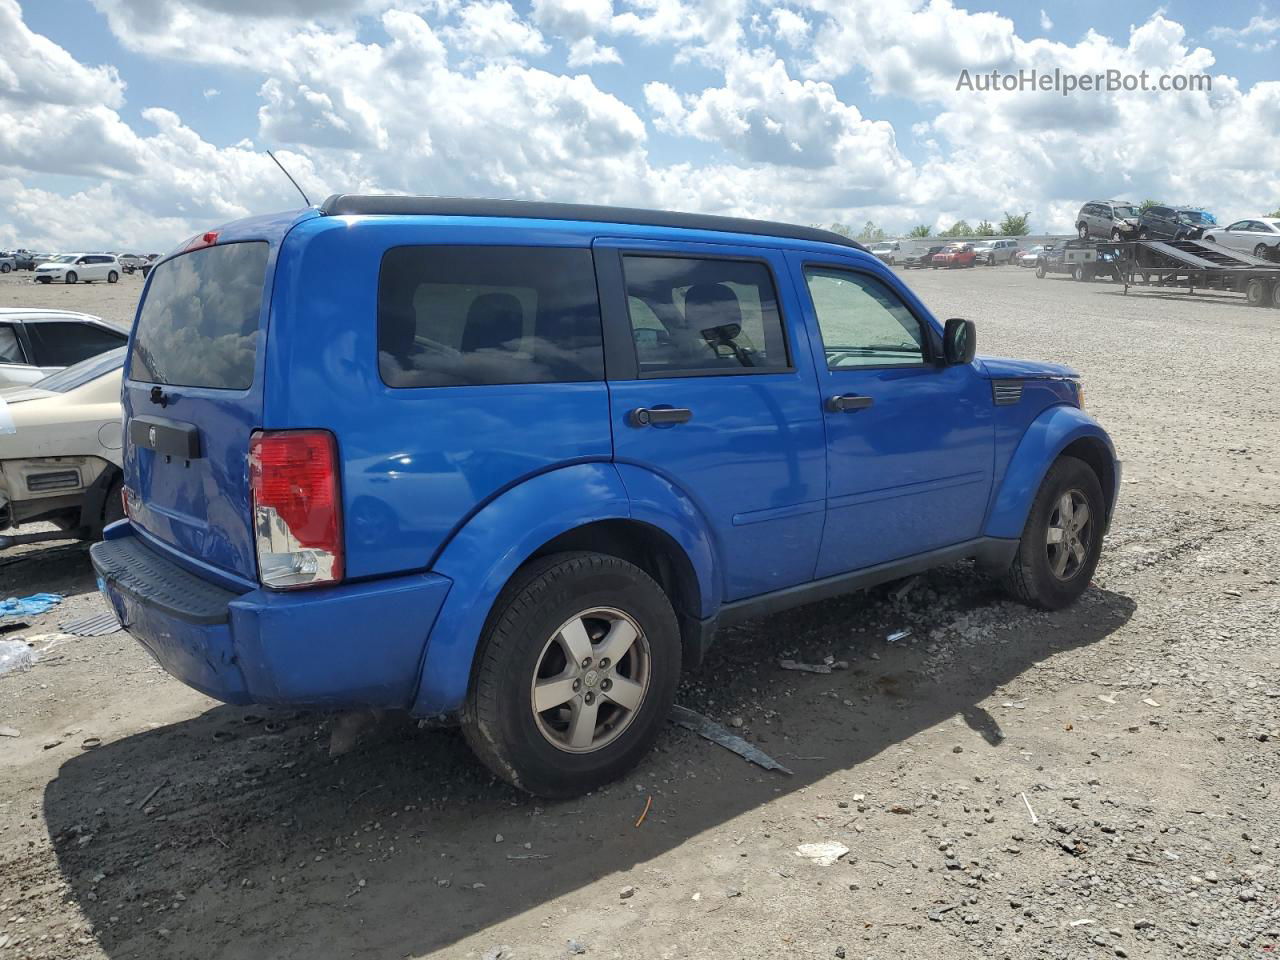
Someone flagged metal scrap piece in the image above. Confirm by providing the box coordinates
[669,705,794,775]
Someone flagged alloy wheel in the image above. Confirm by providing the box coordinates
[530,607,651,754]
[1045,489,1092,581]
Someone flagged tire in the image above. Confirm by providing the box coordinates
[1035,263,1046,279]
[1246,279,1270,307]
[1254,244,1269,260]
[107,270,119,283]
[0,263,10,273]
[37,276,50,284]
[461,551,682,798]
[1072,264,1087,281]
[1003,456,1105,610]
[65,271,77,284]
[1077,223,1089,240]
[1110,229,1123,242]
[1271,282,1280,308]
[1137,230,1149,240]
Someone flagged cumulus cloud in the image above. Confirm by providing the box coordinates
[1039,9,1052,32]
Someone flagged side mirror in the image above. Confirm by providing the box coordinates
[943,317,976,365]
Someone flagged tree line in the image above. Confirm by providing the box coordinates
[822,212,1033,241]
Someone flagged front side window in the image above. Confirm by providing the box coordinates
[804,268,926,370]
[621,256,790,376]
[26,322,127,367]
[378,246,603,388]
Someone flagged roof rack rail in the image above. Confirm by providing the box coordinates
[318,194,869,253]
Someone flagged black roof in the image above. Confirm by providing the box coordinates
[319,195,868,252]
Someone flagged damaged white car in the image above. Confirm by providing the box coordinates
[0,347,125,549]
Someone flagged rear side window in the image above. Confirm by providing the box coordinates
[377,246,603,388]
[130,241,269,390]
[25,322,126,367]
[621,256,789,375]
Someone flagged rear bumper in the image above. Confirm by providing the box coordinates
[91,524,452,710]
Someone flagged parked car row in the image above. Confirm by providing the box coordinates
[0,250,160,278]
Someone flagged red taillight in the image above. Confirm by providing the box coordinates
[249,430,343,589]
[184,230,220,251]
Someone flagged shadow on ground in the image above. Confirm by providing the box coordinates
[45,578,1135,959]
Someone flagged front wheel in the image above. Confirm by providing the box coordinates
[1072,264,1087,281]
[1110,228,1123,241]
[107,270,119,283]
[1003,456,1105,610]
[65,271,77,284]
[0,263,10,274]
[462,552,682,798]
[1255,243,1270,260]
[1077,223,1089,240]
[1035,263,1046,278]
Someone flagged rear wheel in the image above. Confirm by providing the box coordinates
[1137,229,1149,240]
[0,263,10,273]
[1246,278,1270,307]
[1072,264,1087,281]
[462,552,682,798]
[1077,223,1089,240]
[65,271,78,284]
[1110,228,1123,241]
[1254,243,1270,260]
[1003,456,1105,610]
[1035,263,1046,279]
[107,270,119,283]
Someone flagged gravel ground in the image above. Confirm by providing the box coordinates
[1,264,1277,960]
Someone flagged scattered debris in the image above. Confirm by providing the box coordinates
[795,842,850,866]
[43,739,62,750]
[779,657,848,674]
[0,639,36,676]
[1020,792,1038,824]
[619,885,636,899]
[885,629,912,644]
[137,780,168,811]
[0,725,19,738]
[482,947,514,960]
[1142,698,1161,707]
[80,737,101,750]
[669,706,794,775]
[1098,694,1117,705]
[634,795,652,828]
[0,594,63,619]
[890,576,921,601]
[887,804,913,814]
[928,903,958,922]
[566,939,587,955]
[58,611,121,637]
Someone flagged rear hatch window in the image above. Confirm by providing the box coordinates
[124,241,272,581]
[131,242,269,390]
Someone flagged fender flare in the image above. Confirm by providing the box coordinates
[409,461,720,716]
[984,404,1118,540]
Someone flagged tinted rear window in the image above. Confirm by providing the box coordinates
[377,246,603,388]
[130,241,269,390]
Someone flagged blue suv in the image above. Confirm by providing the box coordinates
[91,196,1119,797]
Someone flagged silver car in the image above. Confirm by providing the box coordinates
[972,238,1019,265]
[1076,200,1140,241]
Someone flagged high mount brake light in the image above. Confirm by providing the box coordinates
[184,231,220,251]
[249,430,343,589]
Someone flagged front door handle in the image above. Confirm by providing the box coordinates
[629,407,693,427]
[827,394,874,413]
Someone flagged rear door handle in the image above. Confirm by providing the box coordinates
[827,394,874,413]
[629,407,692,427]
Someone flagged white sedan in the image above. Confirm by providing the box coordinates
[0,348,124,548]
[1201,218,1280,259]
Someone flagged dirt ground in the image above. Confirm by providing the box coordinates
[1,264,1277,960]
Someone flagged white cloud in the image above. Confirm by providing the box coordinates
[445,1,548,60]
[1039,9,1052,32]
[771,8,810,46]
[203,88,220,98]
[1209,14,1280,52]
[0,0,125,107]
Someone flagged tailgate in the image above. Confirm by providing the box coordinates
[123,239,274,581]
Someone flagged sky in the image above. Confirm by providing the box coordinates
[1,0,1278,251]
